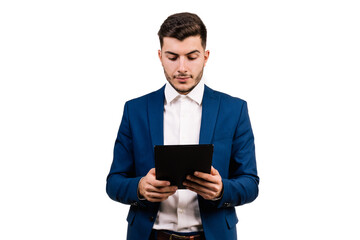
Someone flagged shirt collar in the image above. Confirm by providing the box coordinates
[165,81,204,105]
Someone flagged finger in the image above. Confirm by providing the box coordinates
[150,179,172,187]
[145,190,177,202]
[187,174,216,187]
[184,182,221,200]
[185,185,206,196]
[184,177,222,196]
[146,172,171,187]
[154,186,178,193]
[183,180,210,193]
[184,184,214,200]
[147,191,176,199]
[144,183,177,193]
[193,171,217,183]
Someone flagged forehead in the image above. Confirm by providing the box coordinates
[162,36,203,54]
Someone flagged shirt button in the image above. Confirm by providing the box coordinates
[178,209,183,214]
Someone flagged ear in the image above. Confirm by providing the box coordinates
[158,50,162,61]
[158,49,164,66]
[204,50,210,66]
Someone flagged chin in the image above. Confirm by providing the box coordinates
[177,84,191,90]
[178,87,195,94]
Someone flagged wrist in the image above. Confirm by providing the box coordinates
[211,182,224,201]
[137,177,146,200]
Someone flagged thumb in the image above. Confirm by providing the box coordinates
[149,168,156,175]
[211,166,218,175]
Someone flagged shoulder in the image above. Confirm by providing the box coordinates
[125,85,165,107]
[205,85,247,107]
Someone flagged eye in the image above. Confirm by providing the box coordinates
[166,55,178,61]
[187,55,198,60]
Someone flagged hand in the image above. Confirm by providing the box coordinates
[183,166,223,200]
[138,168,178,202]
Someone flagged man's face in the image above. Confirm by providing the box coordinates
[158,36,209,95]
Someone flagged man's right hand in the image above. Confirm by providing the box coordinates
[138,168,177,202]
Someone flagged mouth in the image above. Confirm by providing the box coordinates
[175,75,191,83]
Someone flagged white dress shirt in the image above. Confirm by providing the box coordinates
[153,81,204,232]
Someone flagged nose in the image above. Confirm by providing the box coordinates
[177,56,187,73]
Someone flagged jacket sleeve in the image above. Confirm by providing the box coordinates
[217,101,259,208]
[106,102,143,206]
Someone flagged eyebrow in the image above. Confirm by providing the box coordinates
[164,50,201,56]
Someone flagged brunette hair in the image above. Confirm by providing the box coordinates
[158,12,207,49]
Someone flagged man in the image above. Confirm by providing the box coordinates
[106,12,259,240]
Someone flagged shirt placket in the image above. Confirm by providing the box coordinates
[178,96,188,230]
[179,96,192,145]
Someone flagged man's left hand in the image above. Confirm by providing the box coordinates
[183,166,223,200]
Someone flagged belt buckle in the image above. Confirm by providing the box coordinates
[169,233,194,240]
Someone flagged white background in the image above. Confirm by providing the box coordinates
[1,0,359,239]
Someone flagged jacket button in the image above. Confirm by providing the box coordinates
[149,216,155,222]
[224,202,231,207]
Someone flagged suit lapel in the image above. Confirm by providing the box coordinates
[147,85,219,146]
[148,86,165,147]
[199,85,220,144]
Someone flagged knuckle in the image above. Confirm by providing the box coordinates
[210,186,217,192]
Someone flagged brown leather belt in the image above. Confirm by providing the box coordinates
[155,230,205,240]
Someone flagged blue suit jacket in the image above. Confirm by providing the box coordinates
[106,85,259,240]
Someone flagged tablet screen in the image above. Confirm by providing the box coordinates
[154,144,213,188]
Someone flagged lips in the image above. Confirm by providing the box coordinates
[176,77,190,83]
[175,75,191,83]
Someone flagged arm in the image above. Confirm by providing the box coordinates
[184,101,259,207]
[106,102,142,205]
[106,102,177,205]
[218,101,259,208]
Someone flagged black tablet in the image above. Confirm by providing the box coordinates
[154,144,214,189]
